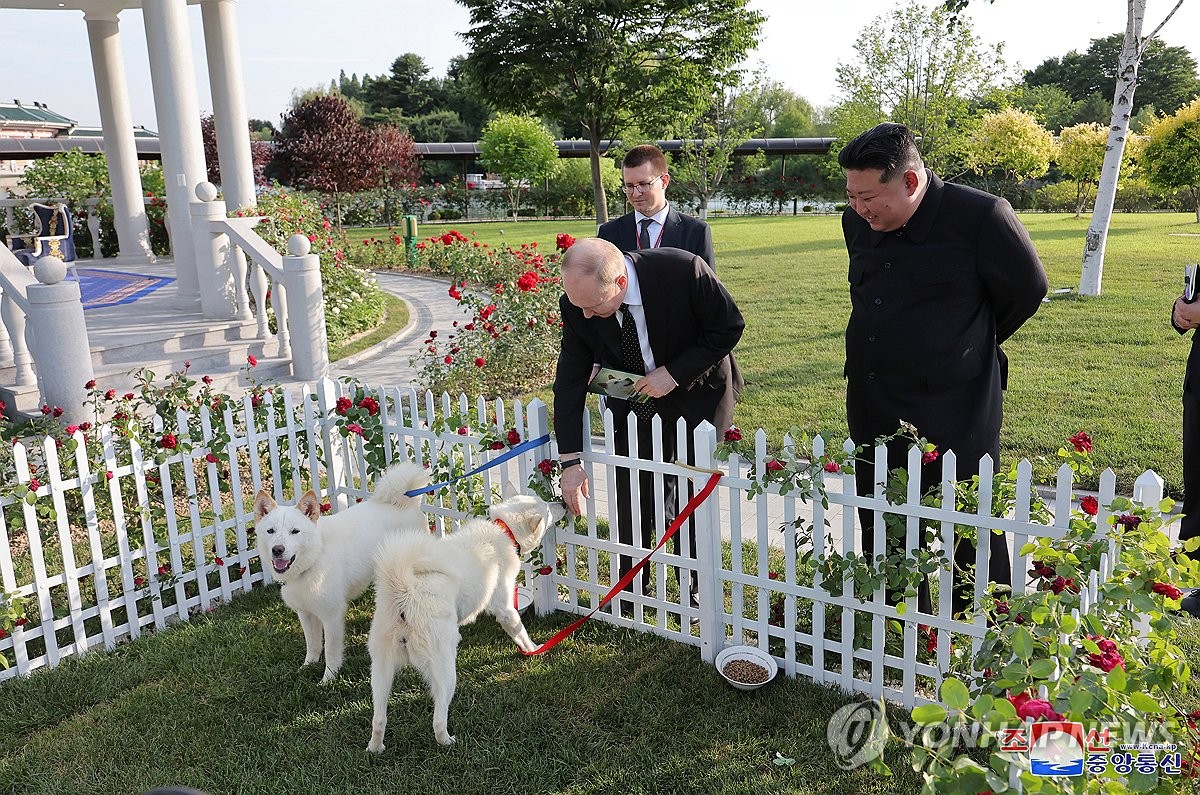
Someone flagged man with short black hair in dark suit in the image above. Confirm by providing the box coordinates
[554,238,743,614]
[599,144,716,269]
[839,122,1049,617]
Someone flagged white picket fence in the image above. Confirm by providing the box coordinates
[0,380,1164,717]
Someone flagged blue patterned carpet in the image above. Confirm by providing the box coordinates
[77,268,175,311]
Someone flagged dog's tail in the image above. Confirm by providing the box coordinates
[370,462,430,509]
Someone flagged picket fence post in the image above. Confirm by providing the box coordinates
[693,420,721,665]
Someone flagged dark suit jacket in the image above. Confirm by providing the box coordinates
[598,206,716,269]
[842,172,1048,470]
[553,247,744,454]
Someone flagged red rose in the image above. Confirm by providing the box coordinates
[123,393,134,401]
[160,433,178,449]
[1069,430,1093,454]
[457,426,469,435]
[104,389,116,400]
[358,396,380,416]
[556,233,576,251]
[537,566,554,576]
[1050,575,1078,595]
[214,556,224,567]
[1031,560,1056,579]
[1086,635,1124,672]
[28,478,40,491]
[506,429,521,446]
[1152,581,1183,601]
[823,460,841,473]
[202,375,213,385]
[1008,691,1064,721]
[765,459,785,472]
[537,459,555,477]
[475,357,486,368]
[40,404,51,415]
[517,271,539,292]
[444,355,454,364]
[85,379,97,389]
[1116,514,1142,528]
[479,304,496,320]
[723,426,742,442]
[1080,495,1099,516]
[80,422,91,431]
[134,576,145,587]
[320,502,331,513]
[335,397,353,415]
[251,394,262,408]
[158,564,170,575]
[922,449,939,464]
[448,284,462,300]
[490,441,505,450]
[105,471,114,480]
[205,453,218,464]
[346,422,364,436]
[65,425,79,435]
[247,354,258,367]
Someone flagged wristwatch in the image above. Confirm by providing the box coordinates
[560,458,583,469]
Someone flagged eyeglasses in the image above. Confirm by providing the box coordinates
[621,175,665,195]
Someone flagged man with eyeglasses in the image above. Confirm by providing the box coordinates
[599,144,716,270]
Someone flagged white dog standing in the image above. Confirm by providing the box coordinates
[253,462,429,682]
[366,490,564,751]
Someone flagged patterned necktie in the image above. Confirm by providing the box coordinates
[619,303,656,421]
[638,218,653,250]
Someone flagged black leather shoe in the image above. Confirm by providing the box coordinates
[1181,589,1200,619]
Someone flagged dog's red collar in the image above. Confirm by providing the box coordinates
[494,518,520,556]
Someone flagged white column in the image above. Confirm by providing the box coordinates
[142,0,206,310]
[200,0,256,212]
[84,8,155,265]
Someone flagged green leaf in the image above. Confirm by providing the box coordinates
[1107,663,1127,692]
[1128,692,1161,712]
[972,694,995,720]
[895,601,907,616]
[1028,658,1057,679]
[1012,626,1034,661]
[1068,689,1093,713]
[912,703,947,726]
[941,678,970,711]
[1059,613,1078,634]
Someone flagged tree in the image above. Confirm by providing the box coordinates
[274,94,419,225]
[1024,32,1200,118]
[18,150,110,216]
[669,74,764,219]
[1008,84,1082,133]
[830,2,1005,174]
[1056,122,1109,217]
[478,113,560,218]
[943,0,1186,295]
[1142,96,1200,222]
[457,0,764,225]
[199,114,275,188]
[965,107,1055,198]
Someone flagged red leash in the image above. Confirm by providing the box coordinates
[520,471,723,655]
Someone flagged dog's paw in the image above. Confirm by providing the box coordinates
[320,668,337,683]
[435,732,456,747]
[366,739,385,754]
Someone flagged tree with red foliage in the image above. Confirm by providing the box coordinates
[273,94,419,225]
[199,114,275,191]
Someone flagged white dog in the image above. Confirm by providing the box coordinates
[253,462,429,682]
[366,489,565,750]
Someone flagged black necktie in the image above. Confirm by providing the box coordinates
[619,303,655,421]
[638,218,653,250]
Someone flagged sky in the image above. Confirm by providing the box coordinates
[0,0,1198,131]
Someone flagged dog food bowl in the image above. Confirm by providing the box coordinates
[715,644,778,691]
[515,586,533,614]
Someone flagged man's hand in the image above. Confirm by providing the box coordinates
[560,464,590,516]
[633,366,678,399]
[1175,296,1200,331]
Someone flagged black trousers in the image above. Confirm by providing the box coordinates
[1182,386,1200,543]
[855,439,1012,618]
[612,413,698,599]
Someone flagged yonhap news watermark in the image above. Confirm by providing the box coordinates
[826,700,1197,778]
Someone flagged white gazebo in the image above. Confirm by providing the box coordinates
[0,0,258,312]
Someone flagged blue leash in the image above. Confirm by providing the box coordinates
[404,434,552,497]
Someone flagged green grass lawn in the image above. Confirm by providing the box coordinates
[0,586,928,795]
[351,213,1200,493]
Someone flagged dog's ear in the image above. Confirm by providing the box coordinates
[297,490,322,521]
[253,489,276,521]
[502,480,520,499]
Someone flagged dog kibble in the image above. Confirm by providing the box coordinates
[722,659,769,685]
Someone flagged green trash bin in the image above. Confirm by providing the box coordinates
[402,215,419,266]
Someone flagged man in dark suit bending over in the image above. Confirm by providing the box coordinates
[599,144,716,269]
[840,122,1048,617]
[554,238,743,611]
